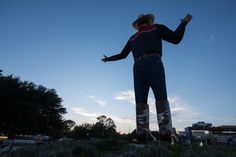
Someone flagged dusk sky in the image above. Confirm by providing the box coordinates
[1,0,236,133]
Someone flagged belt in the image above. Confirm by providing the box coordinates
[135,52,161,62]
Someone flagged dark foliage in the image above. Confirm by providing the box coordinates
[0,70,69,137]
[72,143,101,157]
[2,139,236,157]
[69,115,117,139]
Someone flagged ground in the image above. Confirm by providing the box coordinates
[1,139,236,157]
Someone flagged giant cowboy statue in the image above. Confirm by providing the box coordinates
[102,13,192,143]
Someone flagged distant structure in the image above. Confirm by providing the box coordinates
[184,122,236,145]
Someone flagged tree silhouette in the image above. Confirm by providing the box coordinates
[96,115,116,130]
[64,120,76,132]
[92,115,117,138]
[70,123,93,139]
[0,70,68,137]
[105,117,116,131]
[69,115,117,139]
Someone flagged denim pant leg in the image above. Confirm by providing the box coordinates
[147,56,172,136]
[133,60,150,137]
[133,56,167,102]
[148,56,167,101]
[133,60,150,104]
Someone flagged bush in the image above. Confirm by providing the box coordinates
[96,138,127,152]
[72,143,101,157]
[1,140,236,157]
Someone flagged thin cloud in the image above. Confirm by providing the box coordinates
[71,107,99,119]
[111,116,134,124]
[71,91,235,132]
[70,107,134,124]
[114,89,200,130]
[148,95,200,130]
[168,96,200,123]
[87,95,107,107]
[113,90,199,120]
[114,89,135,105]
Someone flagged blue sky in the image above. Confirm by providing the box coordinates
[1,0,236,133]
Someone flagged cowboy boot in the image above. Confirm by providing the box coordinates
[156,100,173,142]
[136,103,149,143]
[170,127,179,145]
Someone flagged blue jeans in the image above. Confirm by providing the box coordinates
[133,55,167,104]
[133,55,173,138]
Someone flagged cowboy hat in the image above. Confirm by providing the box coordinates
[132,14,155,29]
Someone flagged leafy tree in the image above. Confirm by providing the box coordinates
[69,115,117,139]
[96,115,116,131]
[70,123,93,139]
[105,117,116,132]
[0,70,67,137]
[64,120,76,132]
[97,115,107,124]
[92,115,117,138]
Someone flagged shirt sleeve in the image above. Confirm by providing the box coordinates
[106,40,131,61]
[158,21,187,44]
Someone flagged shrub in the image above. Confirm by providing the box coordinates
[72,143,101,157]
[1,139,236,157]
[96,138,127,152]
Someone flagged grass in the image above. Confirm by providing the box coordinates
[1,139,236,157]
